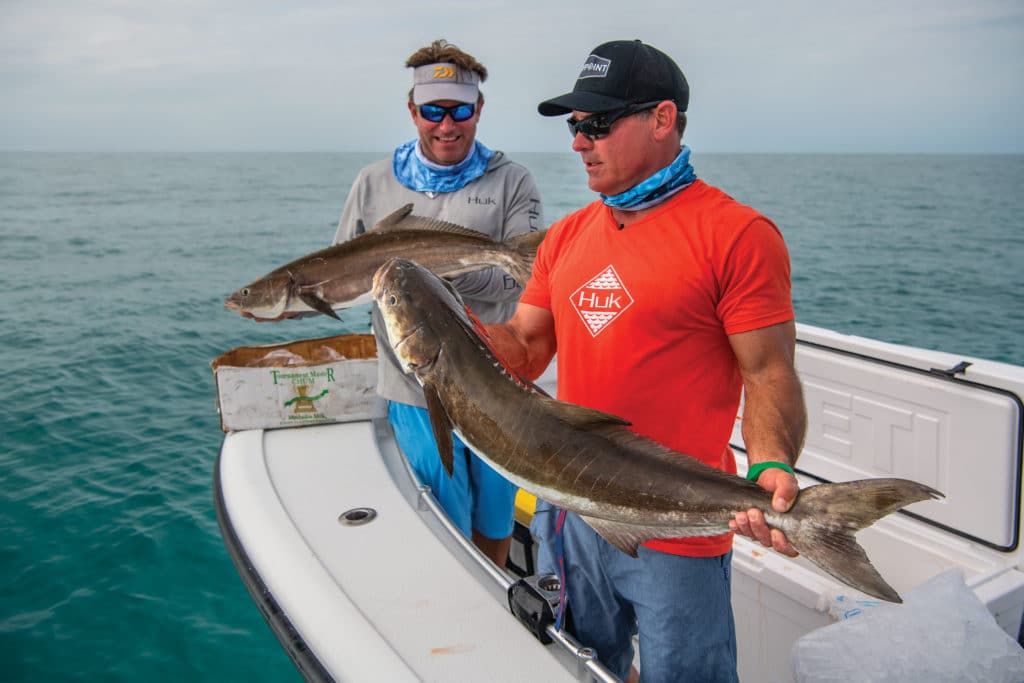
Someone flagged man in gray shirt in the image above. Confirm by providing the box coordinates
[334,39,544,566]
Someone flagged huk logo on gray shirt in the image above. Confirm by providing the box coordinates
[578,54,611,79]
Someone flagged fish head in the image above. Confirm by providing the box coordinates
[373,258,464,376]
[224,273,292,319]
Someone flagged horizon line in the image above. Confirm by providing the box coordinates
[2,149,1021,156]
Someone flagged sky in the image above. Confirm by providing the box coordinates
[2,0,1022,154]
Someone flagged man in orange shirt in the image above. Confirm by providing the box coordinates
[485,40,806,682]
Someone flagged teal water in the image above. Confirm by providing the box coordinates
[1,152,1022,680]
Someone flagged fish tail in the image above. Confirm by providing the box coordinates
[785,478,943,602]
[503,231,546,286]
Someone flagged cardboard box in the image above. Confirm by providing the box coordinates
[212,334,382,432]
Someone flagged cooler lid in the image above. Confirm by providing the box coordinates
[734,335,1023,552]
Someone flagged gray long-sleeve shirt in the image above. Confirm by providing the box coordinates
[334,150,544,407]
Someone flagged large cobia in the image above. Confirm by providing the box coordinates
[372,257,945,603]
[224,204,546,320]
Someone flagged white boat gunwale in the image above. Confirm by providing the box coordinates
[214,440,334,682]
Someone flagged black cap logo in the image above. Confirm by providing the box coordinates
[578,54,611,79]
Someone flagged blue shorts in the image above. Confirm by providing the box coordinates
[531,500,738,683]
[388,401,516,540]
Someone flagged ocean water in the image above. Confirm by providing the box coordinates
[1,151,1021,681]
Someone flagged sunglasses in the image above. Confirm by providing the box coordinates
[418,102,477,123]
[566,101,663,140]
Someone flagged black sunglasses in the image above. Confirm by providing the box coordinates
[419,102,477,123]
[566,101,663,140]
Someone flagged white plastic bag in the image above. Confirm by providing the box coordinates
[791,569,1024,682]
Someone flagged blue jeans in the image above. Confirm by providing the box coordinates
[388,401,516,540]
[531,500,738,683]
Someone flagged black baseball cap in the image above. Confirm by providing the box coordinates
[538,39,689,116]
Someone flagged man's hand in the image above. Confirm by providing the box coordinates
[729,468,800,557]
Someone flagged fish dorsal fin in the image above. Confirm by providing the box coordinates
[578,516,645,557]
[423,384,455,477]
[370,204,415,230]
[542,398,632,429]
[371,204,489,239]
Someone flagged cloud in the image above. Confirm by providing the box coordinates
[1,0,1022,152]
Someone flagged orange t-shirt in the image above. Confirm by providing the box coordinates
[520,180,794,556]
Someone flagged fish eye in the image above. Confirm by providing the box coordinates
[389,295,397,305]
[241,288,249,296]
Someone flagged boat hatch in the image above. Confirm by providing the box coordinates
[749,339,1023,551]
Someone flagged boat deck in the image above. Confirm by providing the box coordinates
[216,417,617,682]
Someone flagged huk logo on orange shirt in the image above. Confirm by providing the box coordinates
[570,265,634,337]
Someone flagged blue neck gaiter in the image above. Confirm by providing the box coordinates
[601,146,697,211]
[392,139,495,194]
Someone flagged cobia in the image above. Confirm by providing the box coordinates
[372,257,944,603]
[225,204,545,321]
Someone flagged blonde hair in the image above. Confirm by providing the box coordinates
[406,39,488,81]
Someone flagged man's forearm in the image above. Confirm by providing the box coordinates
[741,366,806,467]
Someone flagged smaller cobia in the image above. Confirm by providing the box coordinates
[224,204,545,321]
[372,257,945,603]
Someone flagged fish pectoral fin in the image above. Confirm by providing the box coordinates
[578,516,645,558]
[544,399,632,429]
[297,290,341,321]
[423,384,455,478]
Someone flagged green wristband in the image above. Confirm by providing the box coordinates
[745,461,795,482]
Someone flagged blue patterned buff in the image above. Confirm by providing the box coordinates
[601,146,697,211]
[392,139,495,194]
